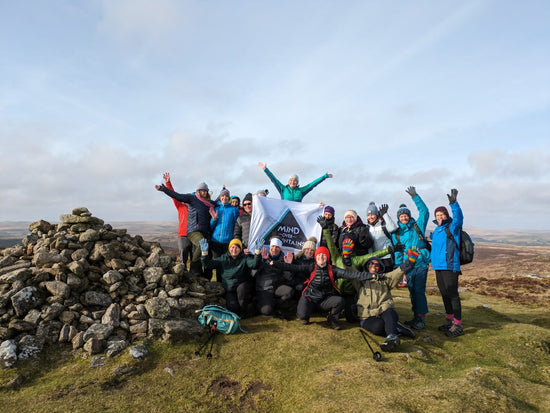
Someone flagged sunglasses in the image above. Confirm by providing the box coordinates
[243,203,252,206]
[368,262,381,267]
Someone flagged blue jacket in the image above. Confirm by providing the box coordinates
[210,202,240,244]
[392,194,430,269]
[431,202,463,272]
[159,186,213,235]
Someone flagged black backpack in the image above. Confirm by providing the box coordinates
[445,226,474,265]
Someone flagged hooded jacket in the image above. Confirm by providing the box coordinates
[392,194,431,269]
[210,201,240,244]
[158,186,213,235]
[431,202,463,272]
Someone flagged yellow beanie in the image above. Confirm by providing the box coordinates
[228,239,242,250]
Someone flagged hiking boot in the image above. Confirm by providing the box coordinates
[327,314,341,330]
[300,318,310,325]
[445,322,464,338]
[438,318,454,332]
[404,316,425,330]
[396,322,416,339]
[380,334,400,352]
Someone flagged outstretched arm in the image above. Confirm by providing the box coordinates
[299,173,332,197]
[259,162,285,198]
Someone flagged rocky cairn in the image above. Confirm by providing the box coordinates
[0,208,224,367]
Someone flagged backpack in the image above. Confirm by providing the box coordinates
[445,226,474,265]
[196,305,246,334]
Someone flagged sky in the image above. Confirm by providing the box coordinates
[0,0,549,230]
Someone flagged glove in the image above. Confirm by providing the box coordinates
[378,204,388,216]
[317,215,328,229]
[447,188,458,204]
[388,243,404,254]
[253,238,265,255]
[400,259,413,273]
[199,238,209,253]
[405,186,417,198]
[342,237,354,267]
[407,248,420,263]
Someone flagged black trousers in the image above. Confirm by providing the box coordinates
[435,270,462,320]
[359,308,398,337]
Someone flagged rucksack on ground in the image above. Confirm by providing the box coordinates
[445,227,474,265]
[196,304,246,334]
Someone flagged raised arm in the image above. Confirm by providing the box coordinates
[259,162,285,197]
[299,173,332,197]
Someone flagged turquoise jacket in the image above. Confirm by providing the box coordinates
[210,202,240,244]
[392,194,431,270]
[263,167,329,202]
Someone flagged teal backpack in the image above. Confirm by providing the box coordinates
[196,305,246,335]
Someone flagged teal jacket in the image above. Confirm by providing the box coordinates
[263,167,329,202]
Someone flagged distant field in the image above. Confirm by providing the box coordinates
[1,221,550,249]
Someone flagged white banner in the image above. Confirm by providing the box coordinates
[249,195,324,253]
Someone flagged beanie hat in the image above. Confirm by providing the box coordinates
[344,210,358,220]
[366,202,379,216]
[219,188,230,198]
[256,189,269,196]
[435,206,449,217]
[324,205,335,216]
[196,182,209,191]
[302,237,317,252]
[397,204,411,219]
[228,239,242,250]
[289,174,299,183]
[243,193,253,203]
[270,237,283,248]
[314,246,330,261]
[231,196,240,203]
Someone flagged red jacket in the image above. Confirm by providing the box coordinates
[166,181,189,237]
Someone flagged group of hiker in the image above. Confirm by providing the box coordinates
[155,162,466,352]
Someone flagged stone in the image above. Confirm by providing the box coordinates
[11,286,42,317]
[0,340,18,367]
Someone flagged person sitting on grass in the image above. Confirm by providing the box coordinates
[348,251,419,352]
[317,215,404,323]
[200,238,262,317]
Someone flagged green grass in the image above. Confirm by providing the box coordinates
[1,288,549,413]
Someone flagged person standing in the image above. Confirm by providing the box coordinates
[210,188,240,259]
[233,193,253,253]
[155,180,215,278]
[160,172,193,270]
[258,162,333,202]
[365,202,398,273]
[392,186,431,330]
[431,188,464,338]
[319,205,340,251]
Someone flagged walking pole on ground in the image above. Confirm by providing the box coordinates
[359,328,382,362]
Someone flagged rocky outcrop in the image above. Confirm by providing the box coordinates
[0,208,224,367]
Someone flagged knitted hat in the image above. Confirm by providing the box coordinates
[435,206,449,217]
[231,196,240,203]
[397,204,411,219]
[196,182,209,191]
[366,202,379,216]
[270,237,283,248]
[344,210,358,220]
[256,189,269,196]
[219,188,230,198]
[289,174,299,183]
[324,205,335,216]
[314,246,330,261]
[302,237,317,252]
[228,239,242,250]
[243,193,253,203]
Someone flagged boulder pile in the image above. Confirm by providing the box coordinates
[0,208,224,367]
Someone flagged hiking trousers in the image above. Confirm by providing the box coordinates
[360,308,399,337]
[435,270,462,320]
[297,295,344,322]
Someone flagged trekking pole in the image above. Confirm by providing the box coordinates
[195,322,218,358]
[359,328,382,362]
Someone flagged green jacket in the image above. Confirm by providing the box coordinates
[263,167,329,202]
[323,228,390,294]
[201,252,261,292]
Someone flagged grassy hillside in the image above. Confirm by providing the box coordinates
[1,284,548,413]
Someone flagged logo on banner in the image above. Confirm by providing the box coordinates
[268,209,307,249]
